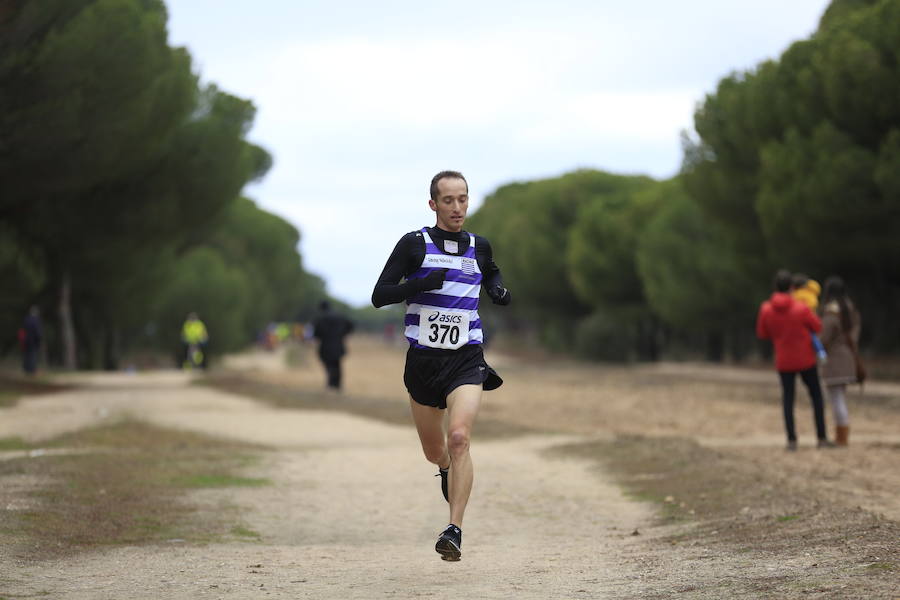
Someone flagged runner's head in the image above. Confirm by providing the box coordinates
[429,171,468,233]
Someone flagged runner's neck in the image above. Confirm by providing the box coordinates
[428,226,469,255]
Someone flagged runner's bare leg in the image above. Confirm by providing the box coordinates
[445,383,482,527]
[409,397,451,470]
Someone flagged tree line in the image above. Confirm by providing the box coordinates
[3,0,897,369]
[470,0,900,360]
[1,0,326,369]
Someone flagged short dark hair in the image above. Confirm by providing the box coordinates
[430,171,467,201]
[773,269,792,292]
[791,273,809,289]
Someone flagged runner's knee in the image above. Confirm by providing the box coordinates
[447,429,469,457]
[422,443,446,464]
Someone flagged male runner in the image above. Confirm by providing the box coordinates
[371,170,511,561]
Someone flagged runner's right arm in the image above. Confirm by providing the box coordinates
[371,233,446,308]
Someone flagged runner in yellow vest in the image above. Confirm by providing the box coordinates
[181,312,209,369]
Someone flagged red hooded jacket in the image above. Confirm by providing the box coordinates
[756,292,822,372]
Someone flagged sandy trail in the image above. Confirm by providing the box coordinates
[1,361,652,599]
[3,337,899,598]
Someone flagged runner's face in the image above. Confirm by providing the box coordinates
[429,177,468,232]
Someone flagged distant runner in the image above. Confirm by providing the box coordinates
[181,312,209,370]
[372,170,512,561]
[311,301,354,392]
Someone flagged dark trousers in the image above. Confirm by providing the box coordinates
[322,357,342,389]
[778,366,827,442]
[22,347,39,374]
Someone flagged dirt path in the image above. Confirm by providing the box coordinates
[1,363,654,599]
[2,337,898,599]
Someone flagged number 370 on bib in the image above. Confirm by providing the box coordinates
[417,308,469,350]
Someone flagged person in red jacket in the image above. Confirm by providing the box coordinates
[756,269,834,450]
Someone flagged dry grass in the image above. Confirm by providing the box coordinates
[549,435,899,596]
[0,421,269,560]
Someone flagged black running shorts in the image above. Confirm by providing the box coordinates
[404,344,503,409]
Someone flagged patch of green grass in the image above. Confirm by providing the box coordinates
[0,391,17,408]
[777,515,800,522]
[0,437,31,451]
[866,562,894,571]
[0,421,269,559]
[622,489,689,521]
[624,490,663,503]
[174,474,270,488]
[231,525,261,539]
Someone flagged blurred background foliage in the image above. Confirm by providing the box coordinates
[471,0,900,361]
[0,0,326,368]
[1,0,898,368]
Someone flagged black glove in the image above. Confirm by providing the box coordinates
[488,285,511,306]
[416,268,448,292]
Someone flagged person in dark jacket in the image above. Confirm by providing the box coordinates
[756,269,834,450]
[21,306,42,375]
[311,301,354,391]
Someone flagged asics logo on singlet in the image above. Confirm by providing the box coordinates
[427,312,462,324]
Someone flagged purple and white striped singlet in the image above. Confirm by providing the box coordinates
[404,228,483,350]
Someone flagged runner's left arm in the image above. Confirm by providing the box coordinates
[475,235,511,306]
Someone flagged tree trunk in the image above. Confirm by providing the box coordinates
[705,331,725,362]
[58,272,77,369]
[636,316,661,362]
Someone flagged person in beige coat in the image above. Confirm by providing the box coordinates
[818,276,862,446]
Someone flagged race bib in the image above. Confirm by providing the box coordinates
[417,308,469,350]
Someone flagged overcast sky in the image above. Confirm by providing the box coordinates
[165,1,831,307]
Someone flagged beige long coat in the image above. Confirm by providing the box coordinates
[819,299,862,386]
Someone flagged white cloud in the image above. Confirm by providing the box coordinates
[515,89,699,144]
[249,32,582,130]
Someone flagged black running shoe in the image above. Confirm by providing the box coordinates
[435,467,449,502]
[435,524,462,561]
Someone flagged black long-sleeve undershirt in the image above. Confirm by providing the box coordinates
[371,227,509,308]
